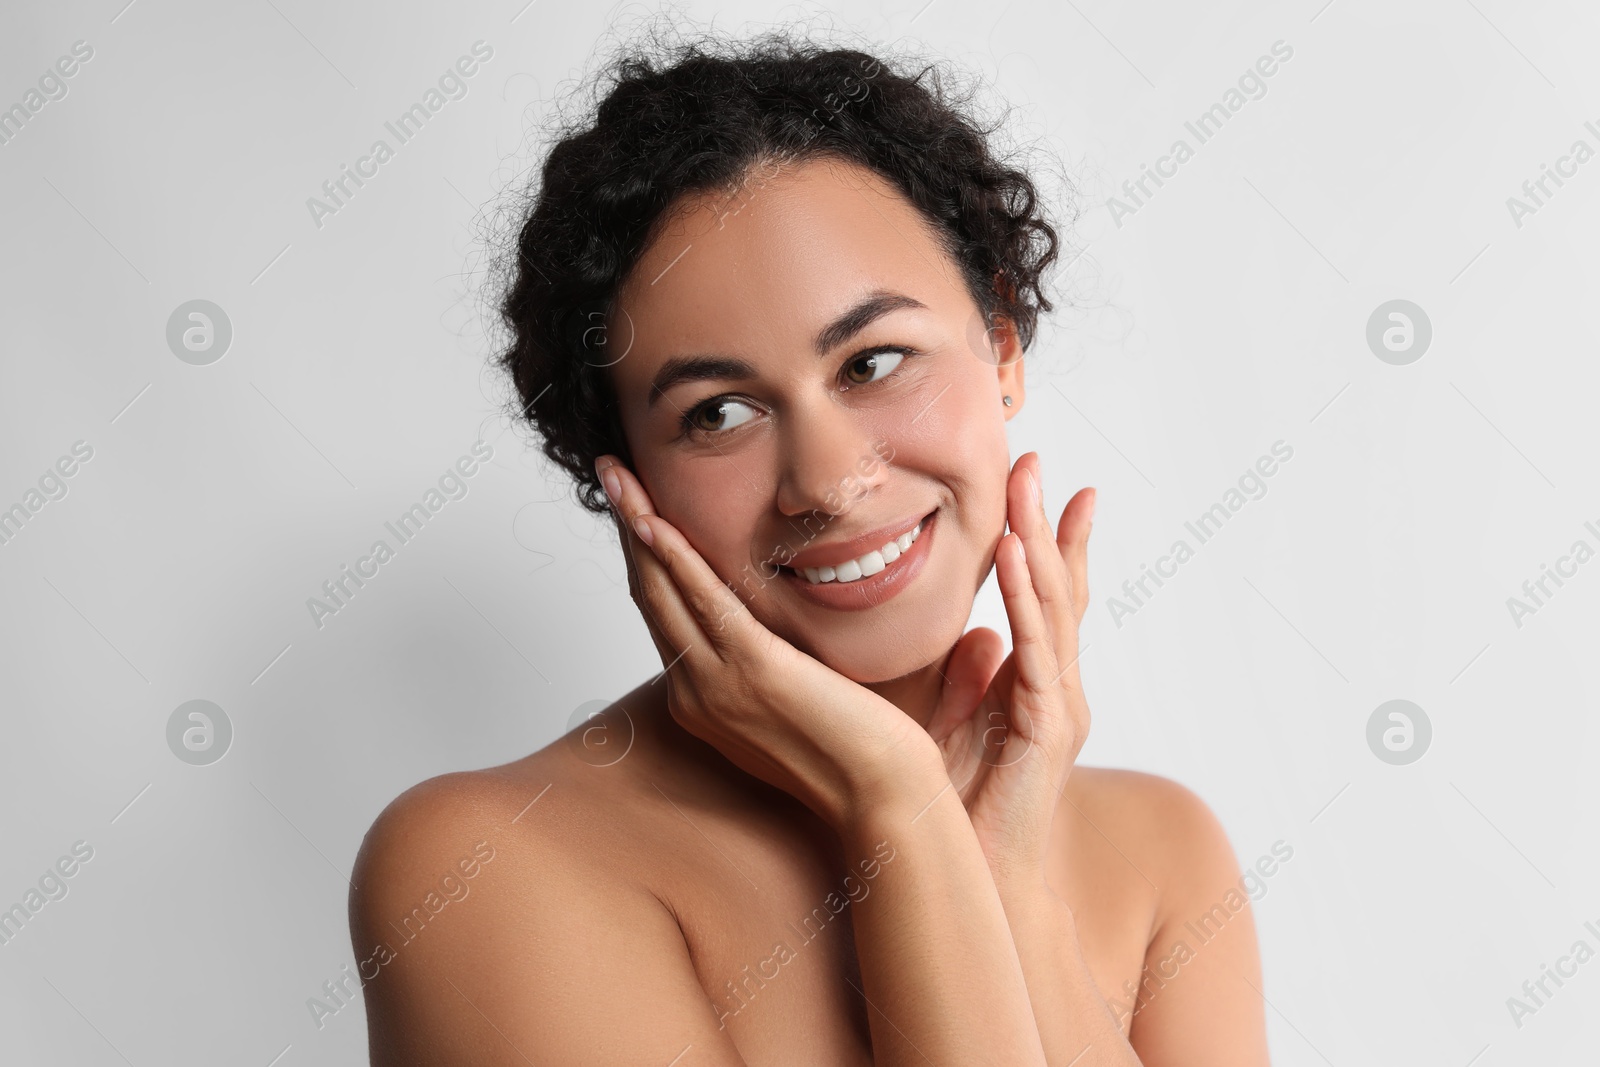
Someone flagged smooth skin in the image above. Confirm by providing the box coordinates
[349,156,1270,1065]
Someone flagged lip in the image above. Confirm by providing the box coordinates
[777,508,938,612]
[778,511,931,571]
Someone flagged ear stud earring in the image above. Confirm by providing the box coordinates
[1002,395,1013,406]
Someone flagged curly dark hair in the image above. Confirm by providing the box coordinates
[490,20,1070,517]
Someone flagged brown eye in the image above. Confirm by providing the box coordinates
[844,349,906,386]
[685,398,757,435]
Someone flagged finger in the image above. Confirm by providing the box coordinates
[994,530,1058,717]
[1057,485,1095,623]
[598,455,705,671]
[619,518,688,670]
[1015,454,1076,637]
[601,458,761,661]
[596,461,687,678]
[1011,459,1082,691]
[926,626,1006,742]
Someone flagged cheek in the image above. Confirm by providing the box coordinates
[918,379,1012,539]
[647,461,767,581]
[898,370,1009,480]
[944,356,1011,470]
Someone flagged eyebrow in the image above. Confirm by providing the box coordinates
[646,289,929,408]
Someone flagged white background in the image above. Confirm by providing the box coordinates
[2,0,1597,1063]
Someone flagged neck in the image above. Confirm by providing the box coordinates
[861,654,952,732]
[629,643,959,794]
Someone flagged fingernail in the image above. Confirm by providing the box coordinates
[601,466,622,507]
[1025,467,1040,508]
[633,515,654,546]
[1089,489,1097,521]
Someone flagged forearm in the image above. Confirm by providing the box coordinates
[837,777,1049,1067]
[996,885,1144,1067]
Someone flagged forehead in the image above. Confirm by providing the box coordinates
[609,156,967,383]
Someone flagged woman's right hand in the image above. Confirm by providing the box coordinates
[594,455,943,831]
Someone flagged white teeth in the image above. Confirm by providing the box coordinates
[798,519,924,585]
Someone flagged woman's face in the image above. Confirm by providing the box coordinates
[605,155,1026,683]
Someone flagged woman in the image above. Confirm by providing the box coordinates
[350,26,1270,1066]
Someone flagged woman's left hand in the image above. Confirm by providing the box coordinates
[926,452,1096,904]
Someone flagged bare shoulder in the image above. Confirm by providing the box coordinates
[347,751,748,1065]
[349,721,651,897]
[1064,767,1270,1065]
[1062,765,1239,880]
[348,743,652,957]
[345,761,588,1005]
[1054,767,1253,947]
[350,764,555,906]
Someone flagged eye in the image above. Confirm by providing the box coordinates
[681,397,759,437]
[675,345,918,441]
[843,347,907,387]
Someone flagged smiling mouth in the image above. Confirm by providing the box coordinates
[775,509,937,585]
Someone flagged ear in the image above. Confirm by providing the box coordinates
[991,311,1025,420]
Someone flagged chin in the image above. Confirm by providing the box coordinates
[828,653,944,686]
[798,612,965,685]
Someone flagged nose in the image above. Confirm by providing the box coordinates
[772,399,891,520]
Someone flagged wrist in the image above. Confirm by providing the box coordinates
[995,874,1075,928]
[830,735,952,839]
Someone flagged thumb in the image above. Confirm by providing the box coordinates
[926,627,1007,743]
